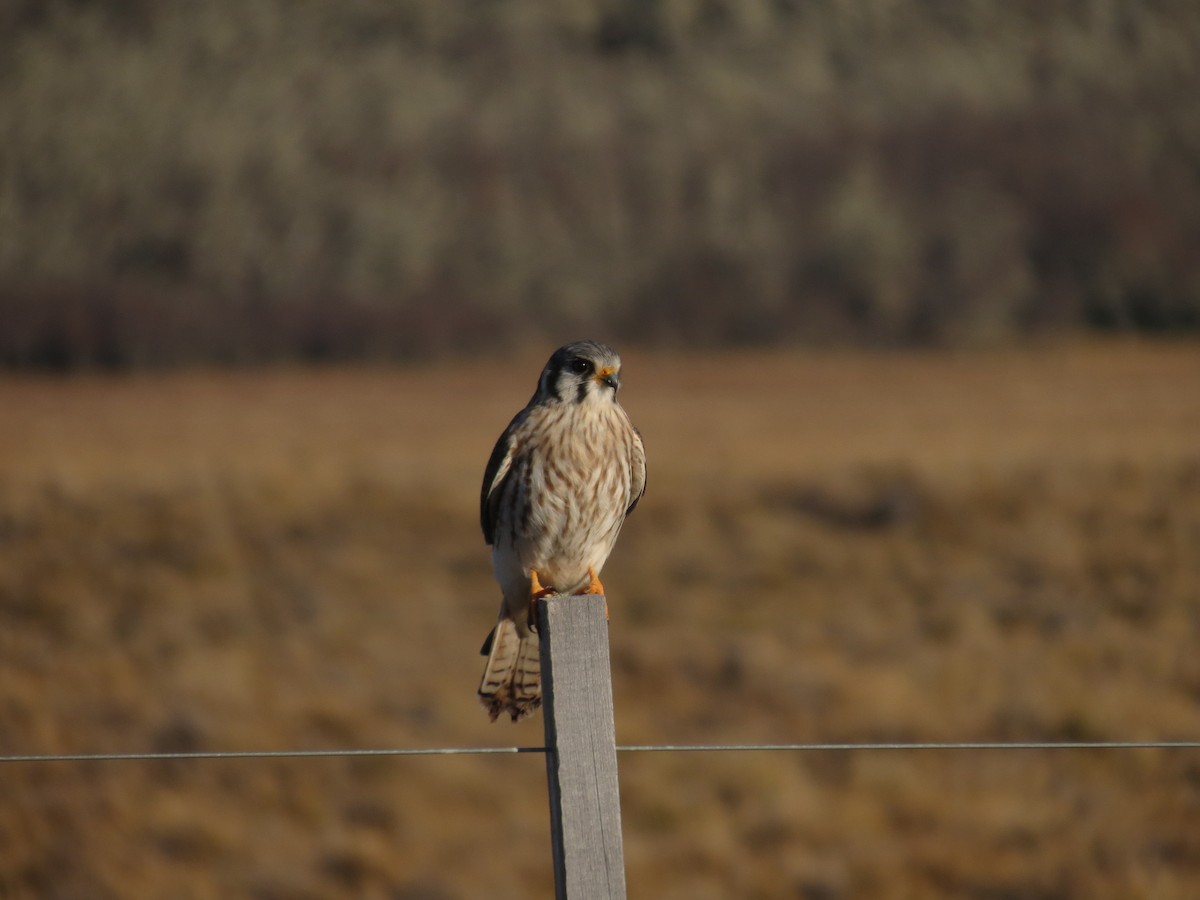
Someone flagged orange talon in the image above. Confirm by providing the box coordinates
[528,568,556,631]
[579,567,605,596]
[530,568,555,599]
[576,567,608,618]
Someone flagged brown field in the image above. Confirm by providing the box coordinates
[2,341,1199,899]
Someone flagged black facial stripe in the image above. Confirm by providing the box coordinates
[575,379,588,404]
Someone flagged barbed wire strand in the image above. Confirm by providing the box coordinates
[0,747,544,764]
[617,741,1200,753]
[1,740,1197,765]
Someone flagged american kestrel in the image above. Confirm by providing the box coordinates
[477,340,647,722]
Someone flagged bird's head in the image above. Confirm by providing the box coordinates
[536,340,623,405]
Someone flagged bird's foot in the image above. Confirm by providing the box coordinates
[579,567,605,596]
[530,568,555,599]
[576,567,609,619]
[527,568,555,630]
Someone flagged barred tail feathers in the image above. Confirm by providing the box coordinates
[477,617,542,722]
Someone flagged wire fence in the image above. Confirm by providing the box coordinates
[5,594,1198,898]
[3,740,1198,765]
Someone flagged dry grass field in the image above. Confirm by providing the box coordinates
[1,340,1199,898]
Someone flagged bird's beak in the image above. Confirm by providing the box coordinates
[595,366,620,391]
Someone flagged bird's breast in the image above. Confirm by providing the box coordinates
[505,402,634,580]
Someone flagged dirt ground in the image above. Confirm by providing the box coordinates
[2,340,1199,898]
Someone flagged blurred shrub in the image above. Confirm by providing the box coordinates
[1,0,1198,367]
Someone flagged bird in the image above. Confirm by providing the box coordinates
[477,340,647,722]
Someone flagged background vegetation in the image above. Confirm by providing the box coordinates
[2,0,1200,367]
[2,343,1199,897]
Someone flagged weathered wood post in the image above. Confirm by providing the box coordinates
[537,594,627,899]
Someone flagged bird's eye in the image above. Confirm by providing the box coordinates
[568,358,591,374]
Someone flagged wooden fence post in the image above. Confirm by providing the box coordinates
[538,594,627,900]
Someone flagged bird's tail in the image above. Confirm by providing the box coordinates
[477,617,542,722]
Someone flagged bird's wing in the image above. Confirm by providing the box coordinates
[625,425,647,518]
[480,416,521,545]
